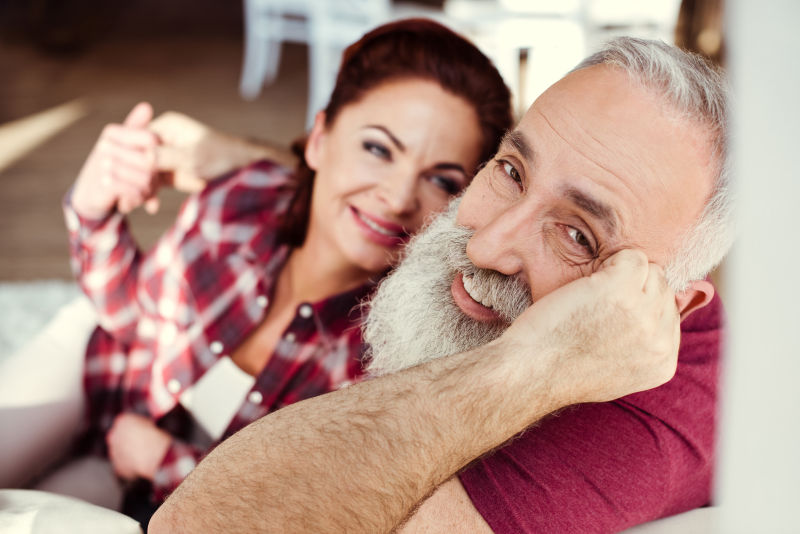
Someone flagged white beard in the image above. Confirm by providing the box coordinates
[364,198,532,376]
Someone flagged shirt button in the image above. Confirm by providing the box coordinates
[298,304,313,319]
[160,322,178,345]
[167,379,181,394]
[256,295,269,308]
[210,341,224,354]
[248,390,263,405]
[285,332,296,343]
[137,318,156,338]
[158,298,178,319]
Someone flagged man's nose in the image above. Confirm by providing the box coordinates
[465,200,528,276]
[378,170,419,216]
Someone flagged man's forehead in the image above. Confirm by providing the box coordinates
[498,65,715,264]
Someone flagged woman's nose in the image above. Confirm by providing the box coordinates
[378,171,420,216]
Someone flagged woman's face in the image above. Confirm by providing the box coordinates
[305,78,485,276]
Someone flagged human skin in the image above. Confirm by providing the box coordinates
[149,250,679,533]
[149,64,718,533]
[69,79,484,484]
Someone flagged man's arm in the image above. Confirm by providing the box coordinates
[396,478,493,533]
[150,250,680,533]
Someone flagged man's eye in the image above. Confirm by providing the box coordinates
[567,226,595,254]
[501,160,522,184]
[364,141,391,160]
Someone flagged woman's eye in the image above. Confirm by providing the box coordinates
[363,141,391,160]
[566,226,594,254]
[429,175,462,195]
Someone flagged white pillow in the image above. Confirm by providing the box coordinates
[0,489,142,534]
[0,296,95,488]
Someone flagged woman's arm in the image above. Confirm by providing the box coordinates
[65,103,291,343]
[65,103,159,342]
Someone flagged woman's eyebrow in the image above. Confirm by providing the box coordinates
[431,162,467,174]
[363,125,405,151]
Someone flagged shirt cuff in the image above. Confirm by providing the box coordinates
[151,438,203,501]
[63,187,126,252]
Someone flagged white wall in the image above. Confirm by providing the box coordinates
[716,1,800,532]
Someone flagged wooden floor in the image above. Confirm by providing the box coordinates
[0,24,308,280]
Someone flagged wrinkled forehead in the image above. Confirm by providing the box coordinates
[511,65,716,264]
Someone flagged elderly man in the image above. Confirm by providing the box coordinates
[151,37,730,533]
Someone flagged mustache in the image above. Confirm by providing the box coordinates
[363,197,532,376]
[434,207,532,323]
[403,199,533,324]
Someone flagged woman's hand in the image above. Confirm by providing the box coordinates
[71,102,162,219]
[149,111,244,191]
[149,111,296,191]
[106,412,171,481]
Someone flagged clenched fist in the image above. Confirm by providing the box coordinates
[500,249,681,406]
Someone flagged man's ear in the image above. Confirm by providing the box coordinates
[675,279,715,321]
[304,111,327,171]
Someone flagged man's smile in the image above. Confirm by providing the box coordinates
[450,272,504,323]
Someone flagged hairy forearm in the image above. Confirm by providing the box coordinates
[152,251,682,533]
[151,338,559,533]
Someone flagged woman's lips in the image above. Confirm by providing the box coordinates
[350,206,409,247]
[450,272,504,323]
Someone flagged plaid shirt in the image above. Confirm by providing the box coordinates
[64,161,373,499]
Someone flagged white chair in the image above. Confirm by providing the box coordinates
[305,0,392,127]
[445,0,587,116]
[239,0,312,100]
[239,0,395,129]
[0,489,141,534]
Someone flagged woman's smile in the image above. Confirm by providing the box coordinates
[349,206,409,247]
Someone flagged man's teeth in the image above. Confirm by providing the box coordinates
[462,273,494,309]
[357,211,400,236]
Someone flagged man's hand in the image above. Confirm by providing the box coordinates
[72,102,161,218]
[106,413,171,481]
[501,248,680,406]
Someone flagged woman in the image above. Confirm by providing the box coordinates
[61,18,512,511]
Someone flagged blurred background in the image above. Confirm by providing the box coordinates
[0,0,706,282]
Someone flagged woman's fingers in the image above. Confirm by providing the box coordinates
[99,137,156,173]
[123,101,154,129]
[102,123,160,152]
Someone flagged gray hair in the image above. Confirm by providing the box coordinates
[573,37,733,291]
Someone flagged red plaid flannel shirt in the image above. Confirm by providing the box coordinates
[64,161,373,500]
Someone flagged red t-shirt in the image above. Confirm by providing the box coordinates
[459,292,723,533]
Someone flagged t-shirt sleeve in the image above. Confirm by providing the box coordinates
[459,293,722,534]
